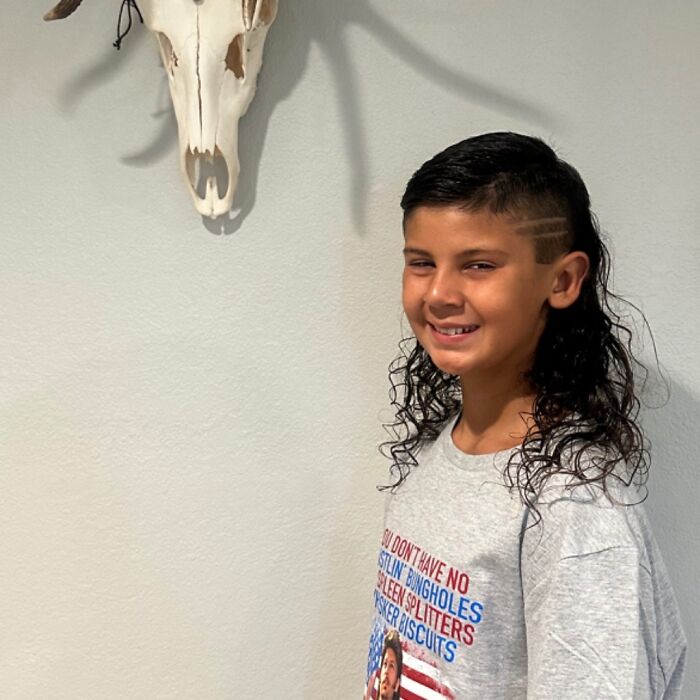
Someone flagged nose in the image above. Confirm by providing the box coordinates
[426,268,464,309]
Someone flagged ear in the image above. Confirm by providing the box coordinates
[548,251,590,310]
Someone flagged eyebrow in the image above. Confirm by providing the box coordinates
[402,246,506,256]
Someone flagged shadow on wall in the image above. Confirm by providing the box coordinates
[57,0,561,236]
[641,372,700,697]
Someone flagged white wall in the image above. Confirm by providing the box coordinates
[1,1,698,697]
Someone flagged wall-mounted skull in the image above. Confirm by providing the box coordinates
[45,0,278,218]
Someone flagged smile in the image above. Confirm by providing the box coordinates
[429,323,480,343]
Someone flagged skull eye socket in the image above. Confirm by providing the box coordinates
[156,32,178,76]
[225,34,245,79]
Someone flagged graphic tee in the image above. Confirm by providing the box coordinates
[364,415,687,699]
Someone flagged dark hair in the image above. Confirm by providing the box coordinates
[380,629,403,700]
[380,132,665,521]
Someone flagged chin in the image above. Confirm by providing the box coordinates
[423,351,470,377]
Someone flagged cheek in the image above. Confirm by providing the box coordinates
[402,293,425,334]
[476,284,523,321]
[401,276,419,315]
[401,291,424,339]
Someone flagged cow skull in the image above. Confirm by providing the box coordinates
[45,0,278,218]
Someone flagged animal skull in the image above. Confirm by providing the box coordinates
[45,0,278,218]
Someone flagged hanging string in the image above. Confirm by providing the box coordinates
[113,0,144,50]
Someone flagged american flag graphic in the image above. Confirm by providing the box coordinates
[367,640,456,700]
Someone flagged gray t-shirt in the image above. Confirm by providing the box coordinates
[364,415,687,699]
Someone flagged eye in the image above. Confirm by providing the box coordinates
[466,262,495,271]
[406,260,434,269]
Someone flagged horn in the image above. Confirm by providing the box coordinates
[43,0,84,21]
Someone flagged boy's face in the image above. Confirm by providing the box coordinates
[402,205,559,386]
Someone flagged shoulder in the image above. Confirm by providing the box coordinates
[531,419,647,517]
[521,437,649,567]
[520,480,652,615]
[526,482,643,557]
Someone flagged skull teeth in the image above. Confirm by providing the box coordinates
[190,147,215,162]
[184,146,232,212]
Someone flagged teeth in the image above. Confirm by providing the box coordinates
[436,325,477,335]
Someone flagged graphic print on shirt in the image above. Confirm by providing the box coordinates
[365,528,484,699]
[365,623,456,700]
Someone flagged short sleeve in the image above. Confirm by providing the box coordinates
[520,492,667,699]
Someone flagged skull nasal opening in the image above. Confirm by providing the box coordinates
[225,34,245,80]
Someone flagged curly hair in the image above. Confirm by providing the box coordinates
[379,132,665,522]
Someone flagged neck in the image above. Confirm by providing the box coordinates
[453,372,537,455]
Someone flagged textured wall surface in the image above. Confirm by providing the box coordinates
[1,1,698,697]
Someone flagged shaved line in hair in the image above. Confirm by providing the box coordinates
[514,216,568,233]
[513,217,574,264]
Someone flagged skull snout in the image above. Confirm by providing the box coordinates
[184,146,240,218]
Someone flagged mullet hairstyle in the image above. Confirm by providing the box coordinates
[380,132,664,522]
